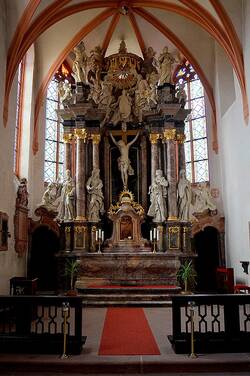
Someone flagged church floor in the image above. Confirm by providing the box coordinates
[0,308,249,375]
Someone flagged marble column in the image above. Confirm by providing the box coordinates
[163,128,178,220]
[74,128,88,221]
[140,135,147,210]
[149,133,160,182]
[177,132,186,173]
[91,134,101,170]
[63,133,73,172]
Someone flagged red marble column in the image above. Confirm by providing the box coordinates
[149,133,160,183]
[164,128,178,220]
[75,128,88,220]
[91,134,101,170]
[63,133,73,172]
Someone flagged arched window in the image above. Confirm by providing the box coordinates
[14,58,26,176]
[176,62,209,183]
[44,79,64,183]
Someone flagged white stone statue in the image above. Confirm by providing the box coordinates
[86,168,104,222]
[148,169,168,222]
[109,131,140,189]
[111,89,132,128]
[41,181,61,211]
[72,44,88,83]
[177,169,194,221]
[88,45,103,85]
[158,46,176,85]
[193,182,217,214]
[57,170,75,221]
[58,81,73,108]
[175,82,187,106]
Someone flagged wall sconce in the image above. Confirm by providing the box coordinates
[240,261,249,274]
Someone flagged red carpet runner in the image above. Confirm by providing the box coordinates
[98,308,161,355]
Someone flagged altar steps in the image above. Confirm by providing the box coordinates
[78,286,180,307]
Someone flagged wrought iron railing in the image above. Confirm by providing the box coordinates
[0,295,85,354]
[169,294,250,353]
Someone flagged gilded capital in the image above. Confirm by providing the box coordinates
[91,134,101,145]
[63,133,74,143]
[176,133,186,144]
[163,129,176,141]
[149,133,160,144]
[74,128,88,142]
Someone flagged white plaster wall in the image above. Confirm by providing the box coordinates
[0,2,26,294]
[213,1,250,285]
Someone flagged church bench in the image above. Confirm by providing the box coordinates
[0,295,86,354]
[168,294,250,354]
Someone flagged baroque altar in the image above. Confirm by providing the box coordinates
[38,41,219,287]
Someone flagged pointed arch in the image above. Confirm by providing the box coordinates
[133,7,218,153]
[33,7,116,154]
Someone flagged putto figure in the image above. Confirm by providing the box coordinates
[148,170,168,222]
[86,168,104,222]
[109,132,140,189]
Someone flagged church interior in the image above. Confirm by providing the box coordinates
[0,0,250,374]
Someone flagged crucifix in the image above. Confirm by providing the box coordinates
[109,130,140,190]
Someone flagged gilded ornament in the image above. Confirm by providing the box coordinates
[149,133,160,144]
[74,128,88,142]
[163,129,176,141]
[176,133,186,144]
[75,226,83,233]
[65,226,71,233]
[91,134,101,145]
[108,190,144,218]
[75,215,87,221]
[63,133,74,143]
[169,226,180,234]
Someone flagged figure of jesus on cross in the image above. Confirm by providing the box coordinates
[109,131,140,190]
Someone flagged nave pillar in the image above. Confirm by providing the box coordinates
[74,128,88,221]
[163,128,178,220]
[149,133,160,182]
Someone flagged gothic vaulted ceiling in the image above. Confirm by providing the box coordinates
[3,0,247,154]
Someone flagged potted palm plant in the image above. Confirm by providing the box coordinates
[64,259,80,295]
[177,260,197,294]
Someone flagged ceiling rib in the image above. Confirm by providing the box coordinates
[102,11,121,55]
[128,10,146,56]
[33,7,116,154]
[133,7,218,153]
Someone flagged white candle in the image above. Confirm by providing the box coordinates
[153,228,156,239]
[99,229,102,239]
[150,230,153,242]
[156,229,159,241]
[101,230,104,242]
[95,230,98,241]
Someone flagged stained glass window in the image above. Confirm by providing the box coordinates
[44,79,64,182]
[14,59,25,176]
[176,62,209,183]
